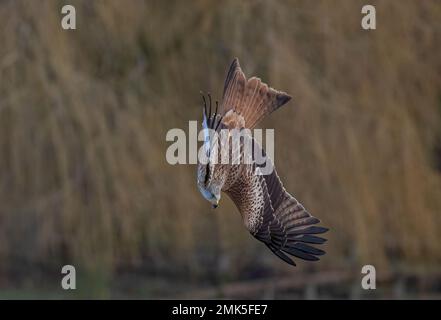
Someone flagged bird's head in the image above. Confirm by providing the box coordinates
[197,164,221,208]
[196,93,225,209]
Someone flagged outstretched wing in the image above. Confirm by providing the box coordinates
[254,165,328,266]
[216,59,327,266]
[224,139,328,266]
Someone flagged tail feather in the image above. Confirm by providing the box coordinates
[221,58,291,129]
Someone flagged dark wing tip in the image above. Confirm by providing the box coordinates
[292,242,326,256]
[231,57,240,69]
[227,57,241,77]
[294,225,329,235]
[262,221,329,265]
[317,226,329,233]
[276,92,292,108]
[291,234,328,245]
[223,58,243,96]
[267,244,296,266]
[282,246,320,261]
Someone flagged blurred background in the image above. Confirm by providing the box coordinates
[0,0,440,299]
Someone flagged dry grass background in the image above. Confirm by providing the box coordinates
[0,0,440,297]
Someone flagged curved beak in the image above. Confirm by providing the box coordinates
[210,197,219,209]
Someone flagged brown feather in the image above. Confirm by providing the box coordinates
[223,135,328,266]
[220,58,292,129]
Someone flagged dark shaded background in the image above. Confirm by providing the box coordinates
[0,0,440,298]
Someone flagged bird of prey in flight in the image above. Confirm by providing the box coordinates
[197,58,328,266]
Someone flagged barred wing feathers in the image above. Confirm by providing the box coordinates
[218,58,327,266]
[224,153,328,266]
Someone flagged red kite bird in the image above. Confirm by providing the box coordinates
[197,58,328,266]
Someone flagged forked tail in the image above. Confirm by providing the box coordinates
[220,58,292,129]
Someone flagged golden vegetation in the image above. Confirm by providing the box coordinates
[0,0,440,295]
